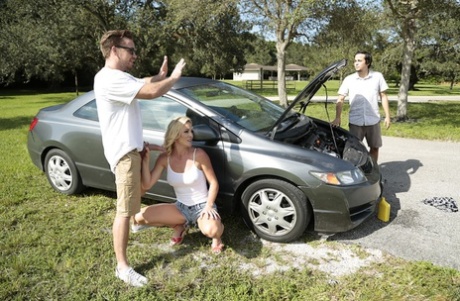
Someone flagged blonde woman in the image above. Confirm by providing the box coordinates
[132,116,224,253]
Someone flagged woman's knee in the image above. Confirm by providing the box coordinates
[199,221,223,237]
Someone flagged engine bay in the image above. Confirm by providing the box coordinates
[275,116,371,170]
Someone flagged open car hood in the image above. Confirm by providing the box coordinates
[270,59,347,132]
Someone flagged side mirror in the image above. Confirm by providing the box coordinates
[193,124,219,143]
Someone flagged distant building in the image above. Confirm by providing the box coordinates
[233,63,308,81]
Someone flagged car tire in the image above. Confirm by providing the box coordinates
[241,179,311,243]
[44,149,84,195]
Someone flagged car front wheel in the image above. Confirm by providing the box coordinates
[44,149,84,195]
[241,179,311,243]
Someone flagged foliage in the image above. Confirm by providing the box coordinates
[164,0,249,79]
[304,0,381,79]
[240,0,327,107]
[383,0,458,119]
[244,35,277,66]
[417,3,460,89]
[0,0,250,87]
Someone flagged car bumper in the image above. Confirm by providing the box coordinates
[300,176,382,233]
[27,132,44,171]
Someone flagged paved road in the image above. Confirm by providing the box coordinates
[331,136,460,271]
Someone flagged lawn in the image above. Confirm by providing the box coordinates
[0,90,459,300]
[225,79,460,97]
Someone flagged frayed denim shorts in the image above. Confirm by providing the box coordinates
[175,201,217,227]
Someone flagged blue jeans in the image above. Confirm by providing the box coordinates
[175,202,217,227]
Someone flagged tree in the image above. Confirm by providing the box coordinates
[305,0,380,80]
[244,35,277,66]
[240,0,322,107]
[385,0,421,121]
[0,0,113,90]
[385,0,460,120]
[418,6,460,89]
[160,0,249,79]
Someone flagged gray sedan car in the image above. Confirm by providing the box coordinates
[27,59,382,243]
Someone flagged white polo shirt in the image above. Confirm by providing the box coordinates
[94,67,145,173]
[338,70,388,126]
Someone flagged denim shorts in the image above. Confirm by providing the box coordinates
[175,202,217,227]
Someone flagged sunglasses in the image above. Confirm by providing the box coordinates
[115,45,136,55]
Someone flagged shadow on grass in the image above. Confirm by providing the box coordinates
[0,87,91,97]
[0,116,35,131]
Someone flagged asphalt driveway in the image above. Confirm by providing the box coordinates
[331,136,460,271]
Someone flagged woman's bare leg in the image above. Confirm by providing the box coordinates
[197,217,224,252]
[134,203,186,228]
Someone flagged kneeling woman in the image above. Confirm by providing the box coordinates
[133,116,224,253]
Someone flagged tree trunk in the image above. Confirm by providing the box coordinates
[397,18,416,121]
[74,73,79,96]
[276,43,288,108]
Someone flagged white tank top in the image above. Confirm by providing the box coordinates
[167,149,208,206]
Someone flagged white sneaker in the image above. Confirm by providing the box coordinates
[131,223,153,233]
[115,267,148,287]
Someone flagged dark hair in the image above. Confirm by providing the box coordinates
[355,51,372,68]
[99,30,134,59]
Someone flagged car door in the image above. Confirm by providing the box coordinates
[72,99,115,190]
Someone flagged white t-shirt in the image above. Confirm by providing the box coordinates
[338,70,388,126]
[94,67,145,173]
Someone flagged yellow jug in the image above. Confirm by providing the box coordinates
[377,197,391,222]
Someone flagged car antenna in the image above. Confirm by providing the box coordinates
[323,84,340,158]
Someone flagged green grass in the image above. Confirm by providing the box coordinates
[1,90,460,300]
[225,79,460,97]
[302,101,460,142]
[226,79,460,141]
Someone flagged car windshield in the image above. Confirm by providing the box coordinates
[177,82,295,132]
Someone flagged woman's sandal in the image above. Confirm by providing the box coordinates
[170,226,187,246]
[211,242,224,254]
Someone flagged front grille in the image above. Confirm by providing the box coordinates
[349,201,375,222]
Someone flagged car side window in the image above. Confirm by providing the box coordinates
[73,97,193,131]
[140,96,188,131]
[74,99,99,122]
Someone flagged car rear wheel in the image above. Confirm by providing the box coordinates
[241,179,311,243]
[44,149,84,195]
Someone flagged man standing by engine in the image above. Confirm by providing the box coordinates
[332,51,390,163]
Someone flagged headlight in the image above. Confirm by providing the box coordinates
[310,168,367,186]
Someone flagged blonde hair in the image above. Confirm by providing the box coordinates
[164,116,192,155]
[99,30,134,59]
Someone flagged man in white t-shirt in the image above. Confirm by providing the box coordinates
[94,29,186,287]
[332,51,391,163]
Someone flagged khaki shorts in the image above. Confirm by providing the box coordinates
[115,150,142,217]
[349,123,382,148]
